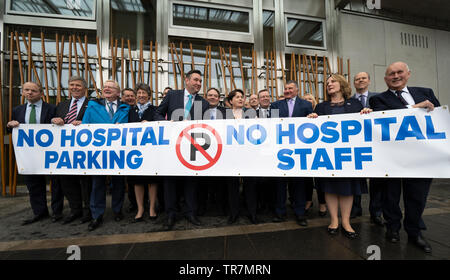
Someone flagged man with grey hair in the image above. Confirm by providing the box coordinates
[369,61,440,253]
[51,75,92,224]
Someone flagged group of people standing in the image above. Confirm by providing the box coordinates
[7,61,440,254]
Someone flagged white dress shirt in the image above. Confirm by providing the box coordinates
[25,99,43,124]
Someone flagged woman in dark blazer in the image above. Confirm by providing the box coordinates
[225,89,259,224]
[127,83,159,222]
[307,74,372,239]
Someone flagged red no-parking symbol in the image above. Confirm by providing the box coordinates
[175,124,222,171]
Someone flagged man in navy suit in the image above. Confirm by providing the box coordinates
[369,61,440,253]
[155,69,210,230]
[7,82,57,225]
[350,72,383,226]
[51,76,92,225]
[269,80,313,227]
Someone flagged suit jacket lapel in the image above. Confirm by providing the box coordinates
[77,98,89,119]
[40,102,48,123]
[281,99,289,117]
[407,87,421,104]
[384,90,406,109]
[18,104,27,123]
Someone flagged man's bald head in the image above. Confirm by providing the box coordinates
[384,61,411,91]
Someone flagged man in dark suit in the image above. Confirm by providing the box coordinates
[350,72,383,226]
[254,89,275,215]
[51,76,92,225]
[155,69,210,230]
[197,88,228,217]
[369,61,440,253]
[7,82,57,225]
[269,80,313,227]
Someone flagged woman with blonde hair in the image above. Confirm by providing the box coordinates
[308,74,372,239]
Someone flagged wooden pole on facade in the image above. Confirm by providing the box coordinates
[315,55,319,99]
[179,42,184,88]
[73,35,80,76]
[265,51,269,94]
[189,43,195,70]
[324,56,328,101]
[273,50,279,100]
[0,60,5,196]
[203,45,208,95]
[138,40,143,83]
[304,55,313,96]
[68,35,72,82]
[27,32,31,81]
[96,36,104,89]
[294,54,298,83]
[41,32,50,102]
[120,38,124,89]
[299,54,303,97]
[56,33,62,103]
[219,46,228,96]
[149,41,153,102]
[309,55,316,95]
[155,41,159,104]
[279,51,286,86]
[269,51,275,101]
[227,47,236,90]
[127,39,136,89]
[14,32,24,86]
[8,32,14,196]
[170,43,177,90]
[250,49,255,95]
[21,33,41,86]
[77,36,99,97]
[208,45,212,92]
[238,47,245,94]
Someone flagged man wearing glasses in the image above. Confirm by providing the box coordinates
[82,80,130,231]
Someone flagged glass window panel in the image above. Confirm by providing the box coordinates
[4,25,98,106]
[111,0,157,50]
[263,10,274,53]
[168,38,253,101]
[172,4,250,33]
[286,17,324,48]
[9,0,95,19]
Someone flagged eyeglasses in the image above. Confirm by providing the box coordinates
[103,85,119,90]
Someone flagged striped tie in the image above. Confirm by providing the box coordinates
[65,99,78,124]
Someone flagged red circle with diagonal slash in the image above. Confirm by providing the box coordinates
[176,123,222,171]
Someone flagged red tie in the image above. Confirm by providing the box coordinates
[65,99,78,124]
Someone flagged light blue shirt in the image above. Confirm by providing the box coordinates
[25,99,42,124]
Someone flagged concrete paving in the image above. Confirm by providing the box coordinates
[0,179,449,260]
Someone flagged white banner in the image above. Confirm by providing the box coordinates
[12,106,450,178]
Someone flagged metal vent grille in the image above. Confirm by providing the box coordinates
[401,32,428,48]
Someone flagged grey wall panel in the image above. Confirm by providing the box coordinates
[193,0,253,8]
[339,12,450,107]
[283,0,325,18]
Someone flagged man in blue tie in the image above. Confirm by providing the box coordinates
[82,80,130,231]
[269,80,313,227]
[7,82,56,225]
[350,72,383,225]
[155,70,210,230]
